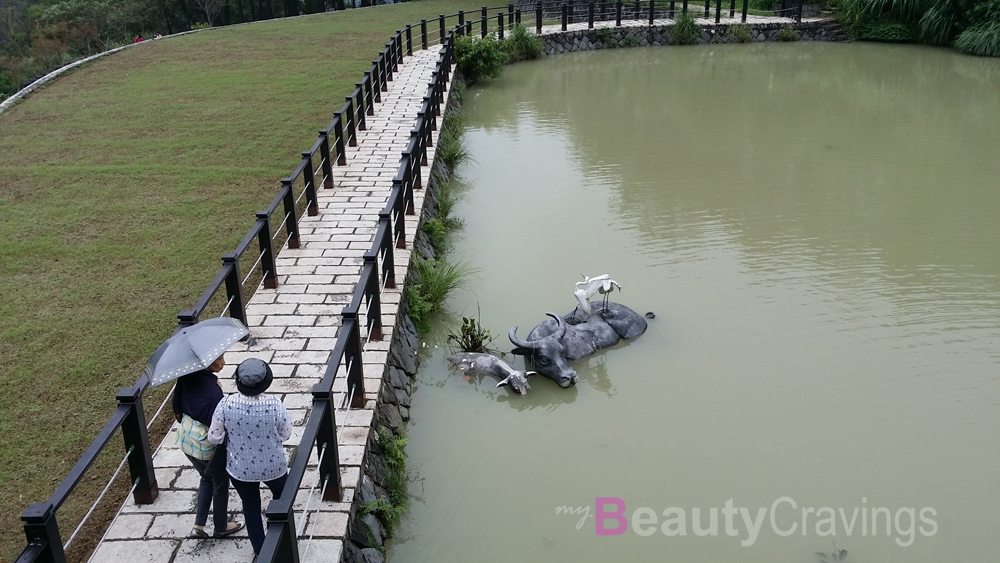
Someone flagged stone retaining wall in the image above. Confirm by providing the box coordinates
[543,21,836,54]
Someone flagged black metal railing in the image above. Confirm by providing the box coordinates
[13,4,808,561]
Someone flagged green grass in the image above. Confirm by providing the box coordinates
[0,1,488,558]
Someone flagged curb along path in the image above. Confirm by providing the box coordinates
[91,44,447,563]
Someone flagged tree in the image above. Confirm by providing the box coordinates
[194,0,228,25]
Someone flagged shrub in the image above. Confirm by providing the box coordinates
[447,313,496,353]
[422,217,447,253]
[506,23,543,61]
[596,27,615,45]
[0,72,15,100]
[191,22,211,30]
[436,131,469,169]
[729,23,752,43]
[847,19,913,42]
[749,0,775,11]
[455,33,508,83]
[954,20,1000,56]
[624,34,639,47]
[407,258,472,334]
[672,11,701,45]
[777,27,800,41]
[360,427,410,538]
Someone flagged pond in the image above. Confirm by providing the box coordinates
[389,42,1000,563]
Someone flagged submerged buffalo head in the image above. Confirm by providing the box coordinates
[509,312,578,388]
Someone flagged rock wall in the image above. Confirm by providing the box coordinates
[543,21,836,54]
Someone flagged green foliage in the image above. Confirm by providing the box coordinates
[191,22,212,30]
[835,0,1000,47]
[729,23,752,42]
[748,0,775,11]
[0,72,15,100]
[422,217,447,253]
[447,313,495,353]
[506,23,543,61]
[434,179,464,230]
[596,27,615,44]
[407,258,472,334]
[777,27,801,41]
[624,34,639,47]
[955,19,1000,55]
[454,32,508,83]
[436,131,469,169]
[847,18,914,41]
[671,11,701,45]
[360,427,410,538]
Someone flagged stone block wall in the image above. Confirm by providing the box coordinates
[542,21,836,54]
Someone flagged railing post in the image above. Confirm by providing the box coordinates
[362,252,383,340]
[312,398,343,502]
[684,0,689,14]
[536,4,542,33]
[333,114,347,166]
[459,10,465,30]
[396,31,404,63]
[116,385,159,505]
[301,154,319,216]
[633,0,639,18]
[669,0,675,18]
[481,6,488,37]
[222,253,248,324]
[715,0,721,22]
[406,25,413,56]
[562,4,568,30]
[342,312,366,409]
[616,1,622,25]
[440,14,446,42]
[650,0,655,24]
[589,2,595,27]
[516,8,521,24]
[377,212,396,288]
[508,3,514,28]
[499,13,505,39]
[344,99,356,147]
[20,502,66,563]
[796,0,803,22]
[369,62,382,102]
[260,503,299,563]
[177,309,199,328]
[280,179,301,249]
[256,212,279,289]
[730,0,735,17]
[741,0,747,22]
[354,84,367,131]
[421,19,428,49]
[383,48,393,82]
[319,130,335,189]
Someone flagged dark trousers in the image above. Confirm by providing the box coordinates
[185,446,230,531]
[231,473,288,554]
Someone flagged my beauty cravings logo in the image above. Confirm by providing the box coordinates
[555,497,938,547]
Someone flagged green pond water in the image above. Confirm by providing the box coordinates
[388,42,1000,563]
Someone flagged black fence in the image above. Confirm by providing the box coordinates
[13,4,807,561]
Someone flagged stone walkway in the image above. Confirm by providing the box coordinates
[91,45,444,563]
[89,15,807,563]
[540,15,822,34]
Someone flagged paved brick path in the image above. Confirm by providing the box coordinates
[91,44,445,563]
[89,16,806,563]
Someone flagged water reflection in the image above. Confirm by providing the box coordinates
[394,43,1000,563]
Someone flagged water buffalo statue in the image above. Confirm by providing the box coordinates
[509,275,648,388]
[447,352,535,394]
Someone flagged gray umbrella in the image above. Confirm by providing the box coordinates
[144,317,249,387]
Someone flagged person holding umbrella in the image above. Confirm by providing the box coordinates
[171,352,243,538]
[144,317,250,539]
[208,358,292,556]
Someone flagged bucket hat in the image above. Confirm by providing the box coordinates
[235,358,273,396]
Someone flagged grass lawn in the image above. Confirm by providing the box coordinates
[0,1,488,558]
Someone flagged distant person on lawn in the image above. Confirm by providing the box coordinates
[172,353,244,539]
[208,358,292,555]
